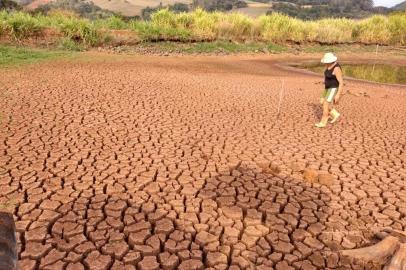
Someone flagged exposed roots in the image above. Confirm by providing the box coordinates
[341,236,399,264]
[341,232,406,270]
[385,244,406,270]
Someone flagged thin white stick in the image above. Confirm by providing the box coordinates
[371,44,379,75]
[277,79,285,117]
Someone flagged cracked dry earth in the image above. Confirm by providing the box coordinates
[0,53,405,270]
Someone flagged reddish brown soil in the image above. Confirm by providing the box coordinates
[0,53,405,270]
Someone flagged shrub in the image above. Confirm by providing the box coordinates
[259,13,306,43]
[45,12,104,45]
[57,37,84,50]
[215,13,256,41]
[96,15,127,30]
[388,12,406,45]
[306,18,355,44]
[3,11,44,39]
[353,15,391,44]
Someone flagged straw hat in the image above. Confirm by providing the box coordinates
[321,53,338,64]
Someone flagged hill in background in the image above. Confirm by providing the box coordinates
[5,0,406,19]
[0,0,21,10]
[393,1,406,10]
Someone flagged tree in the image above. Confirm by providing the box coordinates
[359,0,373,11]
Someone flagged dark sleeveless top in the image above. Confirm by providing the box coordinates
[324,63,341,89]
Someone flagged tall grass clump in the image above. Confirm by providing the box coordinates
[305,18,355,44]
[387,12,406,45]
[131,9,192,41]
[183,9,218,40]
[0,11,8,35]
[353,15,391,44]
[96,15,127,30]
[44,11,105,46]
[0,11,44,39]
[215,13,258,41]
[258,13,306,43]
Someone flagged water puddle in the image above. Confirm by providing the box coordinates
[290,62,406,85]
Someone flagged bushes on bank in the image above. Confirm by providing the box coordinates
[0,9,405,46]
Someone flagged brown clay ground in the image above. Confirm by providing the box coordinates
[0,53,405,270]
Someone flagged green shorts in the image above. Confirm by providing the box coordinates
[321,88,338,103]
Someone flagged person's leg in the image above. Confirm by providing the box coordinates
[328,88,341,123]
[316,100,330,128]
[330,106,341,123]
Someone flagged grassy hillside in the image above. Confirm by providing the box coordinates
[0,0,21,10]
[232,0,272,17]
[32,0,115,19]
[393,1,406,10]
[22,0,193,17]
[12,0,398,19]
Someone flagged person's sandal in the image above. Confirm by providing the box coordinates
[330,109,341,124]
[315,121,327,128]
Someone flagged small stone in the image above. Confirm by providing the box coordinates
[222,206,243,220]
[292,229,309,241]
[21,243,52,260]
[269,252,283,263]
[304,237,324,250]
[123,251,141,265]
[307,223,324,236]
[241,233,258,248]
[206,252,228,266]
[295,242,312,257]
[84,251,112,270]
[224,227,240,238]
[308,252,325,268]
[231,256,250,268]
[40,249,66,266]
[138,256,159,270]
[66,262,85,270]
[18,259,36,270]
[101,241,129,259]
[155,219,174,235]
[244,226,262,237]
[195,231,218,246]
[275,260,294,270]
[178,259,204,270]
[159,252,179,269]
[273,241,294,254]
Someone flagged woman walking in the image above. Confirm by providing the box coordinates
[316,53,343,128]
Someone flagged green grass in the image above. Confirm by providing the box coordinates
[299,62,406,85]
[0,45,72,66]
[137,41,287,54]
[184,41,263,53]
[186,41,286,53]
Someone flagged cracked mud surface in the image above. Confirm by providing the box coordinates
[0,53,405,270]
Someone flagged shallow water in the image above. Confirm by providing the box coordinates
[293,62,406,85]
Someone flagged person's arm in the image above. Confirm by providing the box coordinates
[333,67,344,103]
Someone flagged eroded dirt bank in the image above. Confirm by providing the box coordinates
[0,53,405,269]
